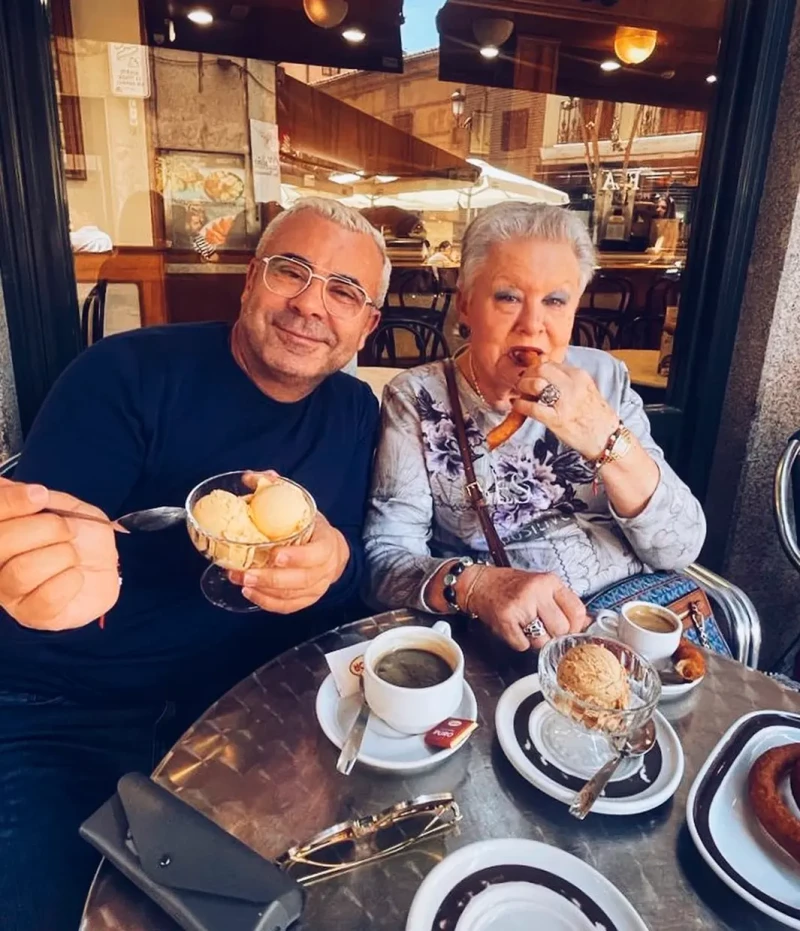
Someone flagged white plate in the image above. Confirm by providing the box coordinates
[315,673,477,774]
[687,710,800,929]
[405,838,648,931]
[586,619,704,701]
[495,674,684,816]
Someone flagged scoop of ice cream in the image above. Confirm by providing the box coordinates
[193,489,268,544]
[249,479,311,541]
[557,643,630,711]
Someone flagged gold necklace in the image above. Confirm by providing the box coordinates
[467,349,489,405]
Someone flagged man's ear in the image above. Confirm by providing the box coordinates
[241,258,259,308]
[456,288,469,327]
[357,309,381,350]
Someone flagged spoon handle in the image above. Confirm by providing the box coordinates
[569,752,625,820]
[44,507,128,534]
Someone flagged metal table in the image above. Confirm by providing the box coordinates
[81,610,800,931]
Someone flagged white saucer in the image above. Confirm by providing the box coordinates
[495,674,684,816]
[687,710,800,929]
[586,619,704,701]
[405,838,648,931]
[315,673,478,774]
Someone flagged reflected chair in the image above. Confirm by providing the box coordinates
[572,316,615,351]
[360,319,450,368]
[79,280,108,349]
[614,311,666,350]
[646,270,682,317]
[774,429,800,573]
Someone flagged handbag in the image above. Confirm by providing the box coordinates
[80,772,305,931]
[442,358,731,658]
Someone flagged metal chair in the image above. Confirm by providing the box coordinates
[360,319,450,368]
[572,316,615,351]
[774,429,800,573]
[682,563,761,669]
[79,280,108,348]
[0,453,20,478]
[614,311,666,350]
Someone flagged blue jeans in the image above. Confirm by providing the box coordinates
[0,690,194,931]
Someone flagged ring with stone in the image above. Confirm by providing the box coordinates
[537,383,561,407]
[522,618,546,640]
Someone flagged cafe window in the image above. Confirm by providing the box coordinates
[321,67,340,77]
[500,109,529,152]
[392,110,414,134]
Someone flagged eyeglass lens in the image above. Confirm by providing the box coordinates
[264,256,366,315]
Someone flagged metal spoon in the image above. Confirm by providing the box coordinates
[44,506,187,533]
[569,719,657,820]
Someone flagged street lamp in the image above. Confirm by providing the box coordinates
[451,89,466,123]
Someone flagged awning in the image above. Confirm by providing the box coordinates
[339,157,568,211]
[277,71,480,183]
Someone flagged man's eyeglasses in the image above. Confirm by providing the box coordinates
[261,254,377,319]
[276,793,461,886]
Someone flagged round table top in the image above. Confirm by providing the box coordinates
[82,610,800,931]
[609,349,668,390]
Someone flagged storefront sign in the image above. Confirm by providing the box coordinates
[250,119,281,204]
[108,44,151,99]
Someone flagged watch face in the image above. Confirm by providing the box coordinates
[612,429,633,459]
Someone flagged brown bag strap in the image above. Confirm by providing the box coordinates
[443,358,511,568]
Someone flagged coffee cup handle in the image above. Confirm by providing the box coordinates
[593,609,619,636]
[432,620,452,639]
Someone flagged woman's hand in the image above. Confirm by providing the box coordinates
[0,479,120,630]
[466,567,588,651]
[513,361,619,462]
[229,513,349,614]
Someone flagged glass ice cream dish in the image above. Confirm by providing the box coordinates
[537,633,661,777]
[186,470,316,612]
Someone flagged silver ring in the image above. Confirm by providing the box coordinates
[522,618,546,640]
[537,383,560,407]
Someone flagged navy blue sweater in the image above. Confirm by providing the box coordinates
[1,323,379,703]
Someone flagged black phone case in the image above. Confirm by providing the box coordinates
[80,772,304,931]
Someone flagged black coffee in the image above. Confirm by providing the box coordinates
[374,648,453,689]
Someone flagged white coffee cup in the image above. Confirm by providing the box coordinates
[362,621,464,735]
[594,600,682,664]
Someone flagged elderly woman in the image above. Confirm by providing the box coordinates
[364,202,705,652]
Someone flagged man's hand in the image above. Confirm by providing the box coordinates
[230,513,349,614]
[0,478,120,630]
[467,567,588,651]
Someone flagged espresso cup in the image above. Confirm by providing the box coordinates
[362,621,464,735]
[594,600,682,664]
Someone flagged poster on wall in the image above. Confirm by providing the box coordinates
[249,119,281,204]
[108,43,151,99]
[156,151,249,250]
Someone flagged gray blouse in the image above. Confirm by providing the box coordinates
[364,347,706,612]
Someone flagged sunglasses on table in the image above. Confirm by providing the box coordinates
[260,254,378,319]
[276,793,461,886]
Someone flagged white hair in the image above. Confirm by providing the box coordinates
[256,197,391,307]
[459,201,596,294]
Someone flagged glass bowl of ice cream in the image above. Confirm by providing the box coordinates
[537,634,661,776]
[186,470,316,612]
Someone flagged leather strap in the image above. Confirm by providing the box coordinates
[443,358,511,568]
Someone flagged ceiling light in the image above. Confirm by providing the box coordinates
[303,0,348,29]
[376,175,399,183]
[706,74,718,84]
[187,9,213,25]
[472,16,514,49]
[329,171,363,184]
[613,26,658,65]
[342,27,366,43]
[480,46,500,59]
[600,59,622,72]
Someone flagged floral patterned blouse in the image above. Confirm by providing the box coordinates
[364,347,706,612]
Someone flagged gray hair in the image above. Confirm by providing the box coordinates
[256,197,391,307]
[460,202,596,295]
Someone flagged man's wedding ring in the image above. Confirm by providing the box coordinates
[537,383,560,407]
[522,618,546,640]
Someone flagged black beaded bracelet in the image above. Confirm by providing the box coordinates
[443,557,474,613]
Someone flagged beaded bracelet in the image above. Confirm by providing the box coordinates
[442,557,474,614]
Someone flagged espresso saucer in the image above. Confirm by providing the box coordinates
[315,674,478,775]
[495,674,684,816]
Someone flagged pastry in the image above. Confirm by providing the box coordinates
[486,347,542,451]
[672,641,706,682]
[747,743,800,864]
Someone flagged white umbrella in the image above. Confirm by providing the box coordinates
[338,159,568,211]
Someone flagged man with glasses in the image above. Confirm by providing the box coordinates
[0,197,387,931]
